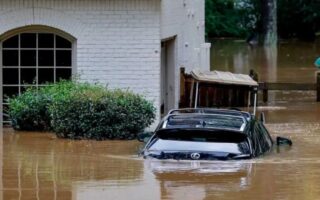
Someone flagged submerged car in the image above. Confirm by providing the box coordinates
[140,108,292,160]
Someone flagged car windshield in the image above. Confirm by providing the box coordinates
[164,114,245,131]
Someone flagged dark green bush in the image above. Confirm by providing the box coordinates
[49,88,156,140]
[9,81,156,140]
[8,88,51,131]
[8,81,81,131]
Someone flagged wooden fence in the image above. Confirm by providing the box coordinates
[259,82,318,102]
[179,69,320,107]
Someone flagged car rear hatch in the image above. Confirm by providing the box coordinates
[145,128,252,160]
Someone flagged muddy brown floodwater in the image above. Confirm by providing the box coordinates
[1,39,320,200]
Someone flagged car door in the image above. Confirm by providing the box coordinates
[251,120,273,157]
[258,122,273,148]
[255,121,273,156]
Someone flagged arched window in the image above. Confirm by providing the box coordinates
[1,32,73,123]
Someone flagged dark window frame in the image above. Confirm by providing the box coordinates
[1,32,73,123]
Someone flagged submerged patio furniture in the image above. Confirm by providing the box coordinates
[184,69,259,115]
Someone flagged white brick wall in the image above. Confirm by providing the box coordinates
[161,0,210,108]
[0,0,209,128]
[161,0,208,72]
[0,0,161,127]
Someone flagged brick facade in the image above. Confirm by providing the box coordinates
[0,0,208,127]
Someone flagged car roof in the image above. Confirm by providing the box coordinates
[160,108,251,132]
[168,108,251,119]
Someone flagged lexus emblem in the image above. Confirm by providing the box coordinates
[190,153,201,160]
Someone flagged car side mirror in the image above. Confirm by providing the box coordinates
[276,137,292,146]
[137,132,153,143]
[260,112,265,123]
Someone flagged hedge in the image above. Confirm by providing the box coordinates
[8,81,156,140]
[8,81,85,131]
[8,88,51,131]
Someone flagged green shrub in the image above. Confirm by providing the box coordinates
[8,81,156,140]
[49,88,156,140]
[8,81,81,130]
[8,87,51,131]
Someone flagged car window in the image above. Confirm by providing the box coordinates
[148,139,250,155]
[165,115,245,131]
[158,132,247,143]
[153,128,249,144]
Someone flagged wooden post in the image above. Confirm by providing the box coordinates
[189,79,194,107]
[179,67,185,107]
[260,82,268,103]
[206,89,209,107]
[248,91,251,108]
[263,89,268,103]
[317,72,320,102]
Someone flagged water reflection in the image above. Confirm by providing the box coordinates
[262,46,278,82]
[2,129,143,200]
[72,162,160,200]
[148,160,253,200]
[146,159,252,174]
[211,39,319,83]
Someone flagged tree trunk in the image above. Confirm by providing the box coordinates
[261,0,277,46]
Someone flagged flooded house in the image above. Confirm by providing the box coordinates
[0,0,211,124]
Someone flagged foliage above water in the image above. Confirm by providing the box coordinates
[278,0,320,40]
[205,0,257,38]
[205,0,320,40]
[8,81,156,140]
